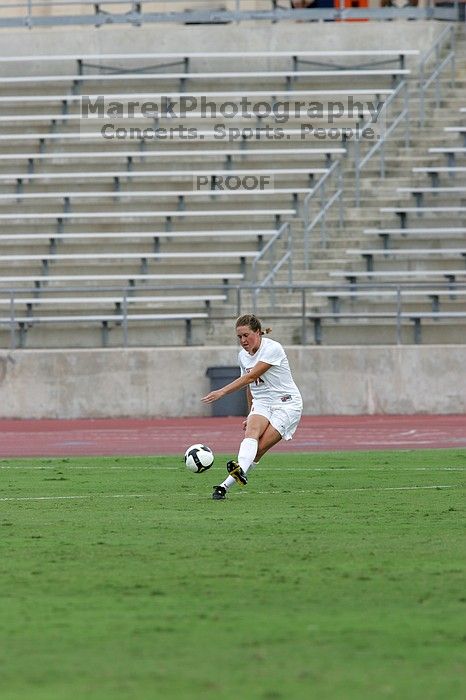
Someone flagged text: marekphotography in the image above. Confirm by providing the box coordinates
[79,94,384,124]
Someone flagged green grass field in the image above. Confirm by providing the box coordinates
[1,448,465,700]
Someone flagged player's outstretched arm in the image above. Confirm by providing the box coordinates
[201,361,271,404]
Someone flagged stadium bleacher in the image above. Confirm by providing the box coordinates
[0,32,464,347]
[309,94,466,346]
[0,46,410,347]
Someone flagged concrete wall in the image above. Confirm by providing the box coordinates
[0,21,458,419]
[0,19,439,69]
[0,346,464,418]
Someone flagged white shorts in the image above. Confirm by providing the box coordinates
[250,399,302,441]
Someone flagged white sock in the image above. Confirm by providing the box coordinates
[238,437,258,475]
[220,475,236,490]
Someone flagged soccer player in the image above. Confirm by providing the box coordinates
[201,314,303,500]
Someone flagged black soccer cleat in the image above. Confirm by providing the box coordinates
[227,460,248,487]
[212,485,227,500]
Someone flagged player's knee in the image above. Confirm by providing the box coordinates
[245,428,261,440]
[244,421,264,440]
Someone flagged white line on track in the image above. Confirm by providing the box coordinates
[255,485,461,495]
[295,485,459,493]
[0,484,462,502]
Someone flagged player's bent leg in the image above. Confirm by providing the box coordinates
[255,423,283,462]
[244,413,270,441]
[226,414,269,487]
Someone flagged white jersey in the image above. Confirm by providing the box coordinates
[238,337,302,408]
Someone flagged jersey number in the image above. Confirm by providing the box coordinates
[246,368,265,387]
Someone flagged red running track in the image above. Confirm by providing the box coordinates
[0,415,465,458]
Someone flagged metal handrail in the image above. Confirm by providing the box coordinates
[252,221,293,311]
[419,24,456,127]
[251,221,291,286]
[302,160,344,268]
[0,2,460,29]
[354,79,410,206]
[2,280,465,348]
[232,281,466,346]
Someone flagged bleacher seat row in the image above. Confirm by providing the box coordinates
[0,46,464,347]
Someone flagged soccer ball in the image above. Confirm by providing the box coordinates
[184,444,214,473]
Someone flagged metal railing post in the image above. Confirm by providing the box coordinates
[236,286,241,317]
[355,80,408,205]
[435,44,441,109]
[287,227,293,287]
[379,95,387,180]
[338,165,344,231]
[304,197,311,271]
[9,291,16,350]
[419,25,456,127]
[354,137,361,207]
[122,291,128,347]
[396,285,402,345]
[451,27,456,88]
[404,81,410,148]
[302,160,342,266]
[419,61,425,127]
[301,287,307,344]
[26,0,33,28]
